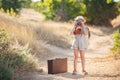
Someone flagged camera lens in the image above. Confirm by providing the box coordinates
[77,22,81,26]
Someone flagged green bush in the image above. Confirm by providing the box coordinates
[21,0,32,8]
[31,0,86,21]
[0,65,13,80]
[0,0,32,14]
[110,30,120,59]
[0,0,22,13]
[0,28,39,77]
[0,4,18,17]
[84,0,120,26]
[31,0,120,24]
[0,29,9,51]
[9,44,39,72]
[0,29,13,80]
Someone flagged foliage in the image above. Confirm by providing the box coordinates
[0,0,119,26]
[0,29,13,80]
[0,28,39,78]
[0,8,16,16]
[31,0,120,24]
[0,0,32,14]
[20,0,32,8]
[10,43,39,71]
[0,65,13,80]
[0,29,9,52]
[31,0,86,21]
[0,7,4,12]
[110,29,120,59]
[84,0,120,26]
[0,0,22,13]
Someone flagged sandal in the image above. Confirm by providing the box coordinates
[82,71,88,75]
[72,71,77,75]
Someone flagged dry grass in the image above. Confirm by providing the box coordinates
[0,11,74,67]
[0,12,47,55]
[35,21,72,49]
[0,11,116,55]
[0,12,35,43]
[0,12,45,74]
[0,11,73,50]
[18,8,73,49]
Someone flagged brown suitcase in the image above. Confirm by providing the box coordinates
[47,58,67,74]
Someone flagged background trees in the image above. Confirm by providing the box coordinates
[0,0,32,13]
[31,0,86,21]
[84,0,120,26]
[0,0,120,26]
[31,0,120,26]
[0,0,22,13]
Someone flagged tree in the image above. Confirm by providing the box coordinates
[21,0,32,8]
[0,0,22,13]
[35,0,86,21]
[84,0,120,26]
[0,0,32,13]
[30,0,120,26]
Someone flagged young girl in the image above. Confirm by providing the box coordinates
[70,16,89,75]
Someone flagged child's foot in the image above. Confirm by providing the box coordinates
[72,71,77,75]
[82,70,88,75]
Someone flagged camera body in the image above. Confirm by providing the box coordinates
[75,21,82,27]
[73,21,82,35]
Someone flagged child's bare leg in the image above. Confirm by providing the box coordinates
[80,50,85,72]
[73,49,78,72]
[80,50,88,75]
[80,50,88,73]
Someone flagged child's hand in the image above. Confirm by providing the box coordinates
[0,47,2,50]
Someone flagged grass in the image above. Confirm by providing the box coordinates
[35,22,72,49]
[0,12,47,54]
[0,11,73,74]
[0,12,45,75]
[0,28,41,80]
[0,12,35,43]
[0,11,72,49]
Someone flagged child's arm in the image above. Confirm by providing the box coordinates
[70,24,77,35]
[70,27,75,35]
